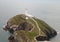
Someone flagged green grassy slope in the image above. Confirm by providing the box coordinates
[6,14,57,42]
[33,17,57,38]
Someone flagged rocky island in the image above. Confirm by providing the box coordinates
[3,14,57,42]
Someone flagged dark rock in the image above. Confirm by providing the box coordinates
[46,30,57,39]
[9,28,14,34]
[41,29,57,39]
[8,36,14,40]
[3,25,10,31]
[50,30,57,37]
[36,36,49,41]
[8,36,18,42]
[16,22,33,31]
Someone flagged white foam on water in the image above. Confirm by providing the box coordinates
[2,25,5,31]
[57,31,60,34]
[2,25,5,28]
[1,25,7,32]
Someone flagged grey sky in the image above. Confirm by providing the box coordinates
[0,0,60,20]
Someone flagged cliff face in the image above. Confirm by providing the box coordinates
[3,14,57,42]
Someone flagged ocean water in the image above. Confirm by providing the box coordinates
[0,15,60,42]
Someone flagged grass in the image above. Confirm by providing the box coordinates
[8,14,57,42]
